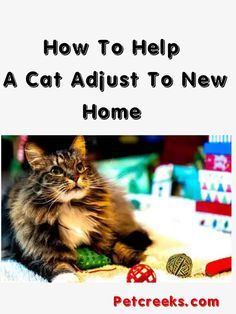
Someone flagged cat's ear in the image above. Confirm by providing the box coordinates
[25,143,45,170]
[70,136,86,158]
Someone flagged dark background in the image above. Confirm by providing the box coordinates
[2,135,207,171]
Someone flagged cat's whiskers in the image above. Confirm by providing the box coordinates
[31,185,69,206]
[48,188,69,209]
[90,178,110,186]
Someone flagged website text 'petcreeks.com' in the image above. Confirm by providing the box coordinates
[113,295,220,309]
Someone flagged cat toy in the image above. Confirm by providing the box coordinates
[205,257,231,276]
[126,264,157,283]
[166,253,193,278]
[76,247,111,270]
[166,254,231,278]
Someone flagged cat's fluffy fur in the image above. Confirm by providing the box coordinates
[2,136,152,281]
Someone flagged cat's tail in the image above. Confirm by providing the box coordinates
[112,230,152,267]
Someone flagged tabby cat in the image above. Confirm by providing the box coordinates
[2,136,152,282]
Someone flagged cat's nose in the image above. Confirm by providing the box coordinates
[69,174,79,182]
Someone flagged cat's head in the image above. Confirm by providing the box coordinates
[25,136,94,203]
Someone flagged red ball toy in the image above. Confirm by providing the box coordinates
[126,264,156,283]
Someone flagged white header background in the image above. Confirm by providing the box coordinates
[0,0,235,313]
[0,0,235,134]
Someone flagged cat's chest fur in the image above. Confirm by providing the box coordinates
[58,203,98,249]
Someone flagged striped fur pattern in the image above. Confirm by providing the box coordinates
[3,136,152,281]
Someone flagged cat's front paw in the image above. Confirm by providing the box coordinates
[51,272,79,283]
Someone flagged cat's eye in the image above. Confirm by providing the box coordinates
[50,166,64,176]
[76,162,84,173]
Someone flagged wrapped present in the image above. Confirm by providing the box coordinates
[205,154,231,172]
